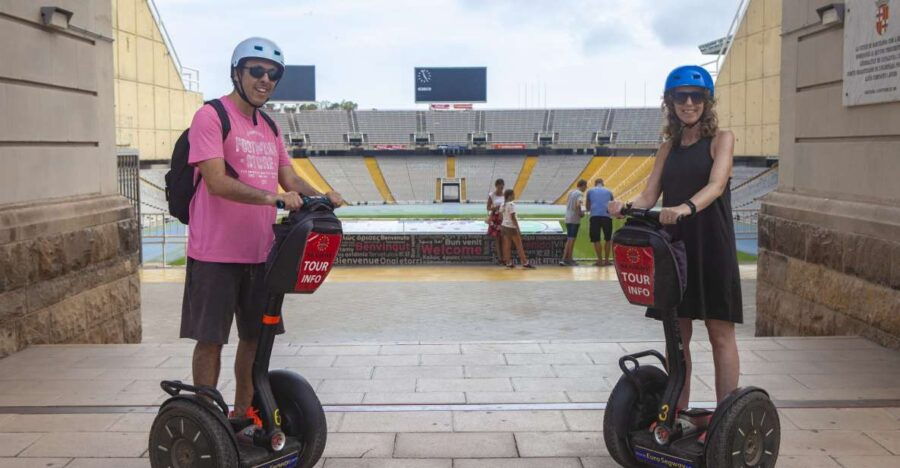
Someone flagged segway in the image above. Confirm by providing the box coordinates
[149,196,342,468]
[603,207,780,468]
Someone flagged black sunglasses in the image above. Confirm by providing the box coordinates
[670,90,707,104]
[242,65,283,81]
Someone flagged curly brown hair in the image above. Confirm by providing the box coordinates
[661,91,719,144]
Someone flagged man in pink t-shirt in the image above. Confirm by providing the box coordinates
[180,37,343,422]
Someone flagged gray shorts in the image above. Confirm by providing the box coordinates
[180,258,285,344]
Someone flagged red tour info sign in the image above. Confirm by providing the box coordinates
[613,244,655,306]
[294,232,342,293]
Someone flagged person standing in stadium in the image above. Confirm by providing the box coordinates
[560,179,587,266]
[500,189,535,269]
[609,65,741,419]
[585,178,614,266]
[486,178,506,265]
[180,37,344,425]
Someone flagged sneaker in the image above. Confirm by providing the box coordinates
[523,263,536,269]
[559,260,568,266]
[506,263,515,269]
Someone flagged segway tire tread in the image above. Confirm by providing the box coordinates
[268,370,328,468]
[149,399,238,468]
[706,390,780,468]
[603,365,668,468]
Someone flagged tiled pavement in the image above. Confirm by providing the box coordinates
[0,267,898,466]
[0,337,898,466]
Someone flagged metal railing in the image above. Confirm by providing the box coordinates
[141,213,187,268]
[733,208,758,240]
[117,150,141,220]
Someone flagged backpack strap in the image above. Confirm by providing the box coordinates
[202,99,238,179]
[205,99,231,141]
[256,109,280,136]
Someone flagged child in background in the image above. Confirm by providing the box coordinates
[500,189,536,269]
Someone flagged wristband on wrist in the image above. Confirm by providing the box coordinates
[685,200,697,216]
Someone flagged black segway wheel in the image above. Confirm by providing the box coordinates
[149,399,238,468]
[603,365,668,468]
[706,390,780,468]
[268,370,328,468]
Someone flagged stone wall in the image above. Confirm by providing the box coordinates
[758,1,900,349]
[756,193,900,349]
[0,196,141,357]
[0,2,141,358]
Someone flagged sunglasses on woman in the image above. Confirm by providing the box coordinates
[242,65,283,81]
[670,90,707,104]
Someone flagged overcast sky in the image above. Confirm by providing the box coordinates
[155,0,740,109]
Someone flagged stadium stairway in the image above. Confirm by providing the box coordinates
[553,156,606,203]
[290,159,333,195]
[446,155,456,178]
[364,156,396,203]
[513,155,538,199]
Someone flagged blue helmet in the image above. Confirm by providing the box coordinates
[664,65,714,97]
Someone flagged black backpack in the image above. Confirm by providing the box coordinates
[164,99,280,224]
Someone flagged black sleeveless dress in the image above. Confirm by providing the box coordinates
[647,136,743,323]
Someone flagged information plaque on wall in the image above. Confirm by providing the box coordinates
[843,0,900,106]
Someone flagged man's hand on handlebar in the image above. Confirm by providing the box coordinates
[273,191,303,211]
[659,204,692,225]
[325,191,344,207]
[608,200,627,219]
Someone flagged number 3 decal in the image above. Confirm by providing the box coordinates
[658,404,670,422]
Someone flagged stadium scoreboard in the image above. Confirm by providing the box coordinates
[415,67,486,103]
[270,65,316,102]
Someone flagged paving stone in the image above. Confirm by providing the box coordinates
[565,391,611,403]
[781,409,900,431]
[865,431,900,455]
[73,356,169,368]
[417,378,512,392]
[373,366,462,379]
[64,459,152,468]
[19,432,147,457]
[318,393,365,405]
[832,455,900,468]
[321,432,395,458]
[454,458,583,468]
[540,343,625,354]
[339,412,452,433]
[512,377,610,392]
[379,345,459,355]
[394,432,517,457]
[53,393,163,406]
[464,365,554,378]
[791,373,900,389]
[335,355,419,367]
[465,392,569,404]
[319,378,416,394]
[324,459,451,468]
[362,392,465,404]
[3,414,122,433]
[269,355,338,367]
[775,338,884,350]
[699,374,809,391]
[505,353,592,365]
[0,433,42,456]
[755,349,900,363]
[553,365,617,378]
[0,459,71,468]
[299,346,381,356]
[580,457,625,468]
[562,410,604,431]
[326,412,344,431]
[780,430,890,456]
[283,367,373,380]
[773,455,843,467]
[461,343,544,354]
[453,411,567,432]
[514,431,605,457]
[420,354,506,366]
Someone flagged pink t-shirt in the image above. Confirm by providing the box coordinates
[187,96,291,263]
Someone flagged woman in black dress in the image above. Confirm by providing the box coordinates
[609,65,742,412]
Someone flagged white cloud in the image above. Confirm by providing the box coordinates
[154,0,740,108]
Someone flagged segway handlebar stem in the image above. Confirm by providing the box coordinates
[275,196,335,211]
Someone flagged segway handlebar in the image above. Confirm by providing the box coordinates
[275,195,335,211]
[620,205,690,224]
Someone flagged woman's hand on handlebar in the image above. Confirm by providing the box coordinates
[274,191,303,211]
[608,200,627,219]
[325,191,344,207]
[659,204,691,225]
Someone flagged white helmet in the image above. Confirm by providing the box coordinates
[231,37,284,71]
